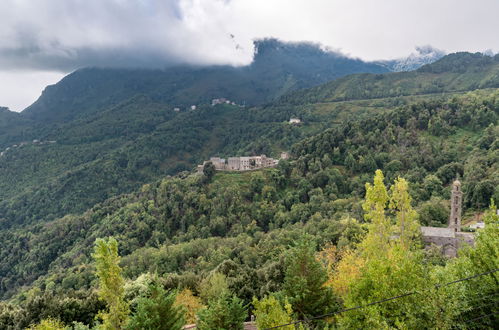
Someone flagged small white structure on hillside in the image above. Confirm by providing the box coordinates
[289,118,301,124]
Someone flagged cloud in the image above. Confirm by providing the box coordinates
[0,0,254,71]
[2,0,499,111]
[0,70,65,112]
[1,0,499,73]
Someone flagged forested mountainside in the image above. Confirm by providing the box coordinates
[278,52,499,105]
[0,52,497,232]
[21,38,388,124]
[0,85,497,328]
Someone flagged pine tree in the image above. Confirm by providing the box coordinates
[196,295,246,330]
[283,240,337,325]
[126,284,185,330]
[196,272,246,329]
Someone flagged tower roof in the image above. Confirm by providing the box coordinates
[453,179,461,186]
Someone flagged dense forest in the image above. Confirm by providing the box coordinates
[0,83,497,328]
[0,52,498,233]
[0,51,497,329]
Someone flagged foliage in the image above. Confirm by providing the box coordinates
[92,237,130,330]
[252,295,294,330]
[196,294,247,330]
[199,272,230,304]
[335,171,460,329]
[0,53,497,330]
[283,240,337,325]
[126,284,185,330]
[174,288,204,324]
[27,318,66,330]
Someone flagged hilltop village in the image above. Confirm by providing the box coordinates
[198,152,289,172]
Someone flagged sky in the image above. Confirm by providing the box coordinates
[1,0,499,112]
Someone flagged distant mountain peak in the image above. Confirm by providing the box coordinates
[253,38,346,60]
[379,46,446,72]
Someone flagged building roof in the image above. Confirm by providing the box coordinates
[421,226,455,238]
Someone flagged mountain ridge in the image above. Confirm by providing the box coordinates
[21,39,389,123]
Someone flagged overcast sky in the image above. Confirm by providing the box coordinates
[1,0,499,112]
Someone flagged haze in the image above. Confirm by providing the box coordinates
[1,0,498,111]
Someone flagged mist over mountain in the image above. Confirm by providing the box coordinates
[22,38,389,123]
[378,45,446,72]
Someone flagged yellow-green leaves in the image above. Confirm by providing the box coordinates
[362,169,391,254]
[92,237,129,330]
[252,295,294,330]
[389,177,420,248]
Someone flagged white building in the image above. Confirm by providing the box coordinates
[289,118,301,124]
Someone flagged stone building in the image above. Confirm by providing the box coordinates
[421,179,474,257]
[198,154,282,172]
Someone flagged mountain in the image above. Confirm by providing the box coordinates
[0,47,497,328]
[380,46,446,72]
[279,52,499,105]
[0,107,36,148]
[0,86,496,323]
[21,38,389,123]
[0,52,497,232]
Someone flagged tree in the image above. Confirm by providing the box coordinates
[199,273,230,304]
[27,318,66,330]
[361,169,390,255]
[252,295,294,330]
[196,295,246,330]
[126,284,185,330]
[283,240,337,325]
[174,288,204,324]
[443,201,499,328]
[336,171,459,329]
[344,153,356,173]
[92,237,130,330]
[196,273,247,330]
[418,198,449,227]
[202,162,216,182]
[389,177,420,247]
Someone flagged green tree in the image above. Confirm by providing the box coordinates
[252,295,294,330]
[389,177,420,247]
[196,295,246,330]
[338,171,460,329]
[443,201,499,328]
[126,284,185,330]
[202,162,216,182]
[27,318,66,330]
[199,272,230,304]
[92,237,130,330]
[361,169,390,255]
[283,240,337,325]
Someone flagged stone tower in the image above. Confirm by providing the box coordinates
[449,179,462,232]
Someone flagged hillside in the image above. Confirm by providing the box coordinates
[0,53,498,231]
[0,88,496,328]
[21,38,388,124]
[278,52,499,105]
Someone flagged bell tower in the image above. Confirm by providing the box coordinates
[449,179,462,232]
